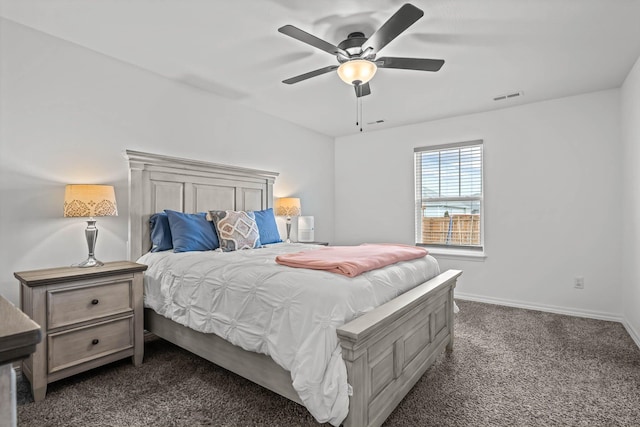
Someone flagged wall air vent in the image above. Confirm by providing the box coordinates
[493,91,524,101]
[366,119,385,125]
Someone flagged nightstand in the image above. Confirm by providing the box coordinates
[14,261,147,401]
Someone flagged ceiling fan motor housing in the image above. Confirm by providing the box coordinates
[337,32,374,62]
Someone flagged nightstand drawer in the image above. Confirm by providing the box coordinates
[48,316,133,374]
[47,280,132,329]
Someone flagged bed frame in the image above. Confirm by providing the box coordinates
[125,150,461,427]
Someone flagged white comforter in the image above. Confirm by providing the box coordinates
[139,243,440,426]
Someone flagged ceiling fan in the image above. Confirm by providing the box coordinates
[278,3,445,99]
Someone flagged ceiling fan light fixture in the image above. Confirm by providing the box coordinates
[337,60,377,85]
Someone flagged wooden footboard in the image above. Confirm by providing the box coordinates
[338,269,461,427]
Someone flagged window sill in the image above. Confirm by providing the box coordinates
[422,246,487,261]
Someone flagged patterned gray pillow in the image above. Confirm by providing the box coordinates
[208,210,261,252]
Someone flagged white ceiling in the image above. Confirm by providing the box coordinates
[2,0,640,137]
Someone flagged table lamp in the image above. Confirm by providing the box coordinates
[274,197,301,243]
[64,184,118,267]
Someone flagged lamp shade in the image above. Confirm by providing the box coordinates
[337,59,377,85]
[274,197,301,217]
[64,185,118,218]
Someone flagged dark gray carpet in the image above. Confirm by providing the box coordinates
[17,301,640,426]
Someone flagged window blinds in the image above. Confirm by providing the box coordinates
[414,140,483,248]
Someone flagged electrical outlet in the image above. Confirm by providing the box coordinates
[574,277,584,289]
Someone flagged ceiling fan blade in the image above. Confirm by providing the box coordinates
[282,65,339,84]
[377,57,444,72]
[278,25,348,57]
[355,82,371,98]
[362,3,424,54]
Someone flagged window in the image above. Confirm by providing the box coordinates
[414,140,483,250]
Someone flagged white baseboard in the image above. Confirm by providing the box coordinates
[622,318,640,350]
[454,292,623,322]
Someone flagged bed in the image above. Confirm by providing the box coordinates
[125,150,462,427]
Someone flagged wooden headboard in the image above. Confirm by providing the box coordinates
[125,150,279,261]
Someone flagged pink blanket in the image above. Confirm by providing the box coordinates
[275,244,428,277]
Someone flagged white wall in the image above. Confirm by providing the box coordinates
[0,19,335,305]
[621,55,640,345]
[335,90,623,319]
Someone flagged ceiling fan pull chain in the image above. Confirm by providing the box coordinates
[359,97,363,132]
[356,96,359,127]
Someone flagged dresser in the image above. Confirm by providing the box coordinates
[14,261,147,401]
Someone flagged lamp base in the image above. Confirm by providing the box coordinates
[74,219,103,268]
[73,256,104,268]
[285,218,292,243]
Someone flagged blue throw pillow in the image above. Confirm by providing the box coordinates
[252,208,282,245]
[149,212,173,252]
[165,210,219,252]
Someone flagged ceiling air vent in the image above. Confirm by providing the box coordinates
[493,91,524,101]
[366,119,385,125]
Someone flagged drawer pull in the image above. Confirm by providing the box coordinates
[91,299,99,305]
[92,339,100,345]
